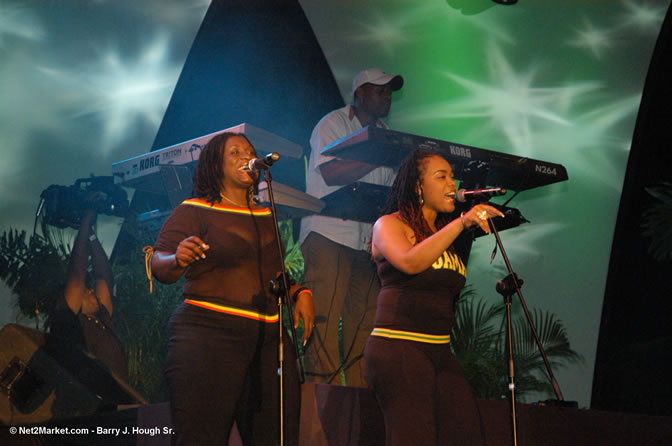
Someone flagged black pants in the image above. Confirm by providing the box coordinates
[166,302,300,446]
[364,336,485,446]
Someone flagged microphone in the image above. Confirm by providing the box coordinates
[451,187,507,202]
[247,152,280,171]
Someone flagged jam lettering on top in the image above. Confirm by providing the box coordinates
[431,250,466,277]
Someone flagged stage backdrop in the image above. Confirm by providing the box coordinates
[0,0,670,411]
[297,0,671,409]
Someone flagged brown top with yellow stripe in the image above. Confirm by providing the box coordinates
[154,198,282,317]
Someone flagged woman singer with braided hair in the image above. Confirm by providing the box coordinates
[150,132,315,445]
[364,149,503,446]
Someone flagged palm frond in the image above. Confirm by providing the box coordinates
[452,291,503,361]
[642,182,672,261]
[0,228,70,319]
[279,219,304,283]
[453,293,583,400]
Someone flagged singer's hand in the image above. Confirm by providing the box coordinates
[464,204,505,234]
[175,236,210,268]
[294,290,315,346]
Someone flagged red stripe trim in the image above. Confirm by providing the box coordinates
[182,198,271,216]
[184,299,279,323]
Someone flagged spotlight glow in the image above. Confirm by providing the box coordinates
[569,19,614,59]
[38,35,180,151]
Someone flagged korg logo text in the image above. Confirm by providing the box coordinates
[139,155,160,171]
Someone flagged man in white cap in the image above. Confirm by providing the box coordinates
[300,68,403,387]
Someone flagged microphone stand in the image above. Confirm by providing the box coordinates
[485,214,567,446]
[495,272,521,446]
[259,166,305,446]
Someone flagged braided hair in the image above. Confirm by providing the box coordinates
[379,149,454,243]
[192,132,257,205]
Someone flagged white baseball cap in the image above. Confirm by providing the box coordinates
[351,68,404,96]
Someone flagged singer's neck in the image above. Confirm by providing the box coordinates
[219,187,249,208]
[421,206,438,233]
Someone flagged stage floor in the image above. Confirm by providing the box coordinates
[3,383,672,445]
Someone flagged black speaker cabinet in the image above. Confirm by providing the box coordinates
[0,323,144,425]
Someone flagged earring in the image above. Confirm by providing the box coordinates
[417,187,424,206]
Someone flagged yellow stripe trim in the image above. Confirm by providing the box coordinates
[182,198,272,216]
[184,299,279,323]
[371,328,451,344]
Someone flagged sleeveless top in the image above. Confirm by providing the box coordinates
[50,304,128,380]
[372,246,467,343]
[154,198,282,321]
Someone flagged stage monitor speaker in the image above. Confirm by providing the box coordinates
[0,323,144,425]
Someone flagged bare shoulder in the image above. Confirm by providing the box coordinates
[372,213,416,261]
[374,213,400,227]
[374,213,412,235]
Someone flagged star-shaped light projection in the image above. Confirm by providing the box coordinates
[38,34,180,152]
[569,1,667,58]
[531,94,643,192]
[619,0,667,34]
[568,18,614,59]
[0,4,45,44]
[401,43,601,156]
[347,6,428,55]
[346,3,513,56]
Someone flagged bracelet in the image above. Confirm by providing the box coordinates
[460,212,467,229]
[291,287,312,303]
[89,233,97,242]
[143,246,155,294]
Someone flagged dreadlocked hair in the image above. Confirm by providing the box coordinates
[378,149,454,243]
[192,132,256,205]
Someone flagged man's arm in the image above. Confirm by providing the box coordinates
[312,113,378,186]
[319,159,378,186]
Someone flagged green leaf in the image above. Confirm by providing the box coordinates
[453,292,583,400]
[642,182,672,261]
